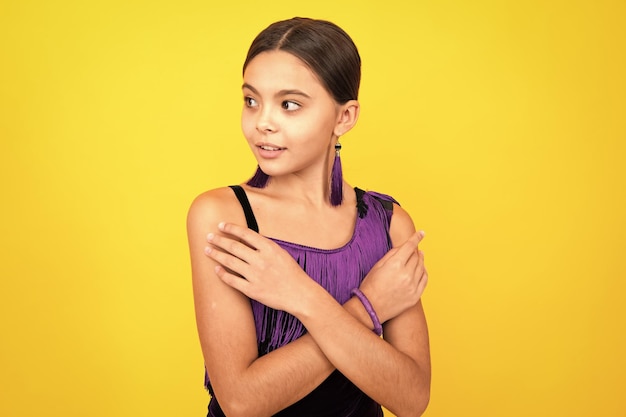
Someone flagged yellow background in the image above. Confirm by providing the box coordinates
[1,0,624,416]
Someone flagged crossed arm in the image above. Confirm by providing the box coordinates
[187,189,430,417]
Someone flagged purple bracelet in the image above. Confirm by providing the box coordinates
[351,288,383,336]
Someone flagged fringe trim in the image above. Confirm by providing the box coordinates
[204,191,397,390]
[252,191,394,355]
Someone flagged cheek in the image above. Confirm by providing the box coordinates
[241,112,255,140]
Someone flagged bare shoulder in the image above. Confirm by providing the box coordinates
[188,186,238,217]
[389,203,417,247]
[187,186,244,231]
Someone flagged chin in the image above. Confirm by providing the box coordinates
[255,162,286,178]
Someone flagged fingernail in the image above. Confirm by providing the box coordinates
[419,230,425,238]
[204,246,212,254]
[218,222,226,230]
[207,233,214,241]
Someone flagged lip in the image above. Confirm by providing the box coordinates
[256,142,286,159]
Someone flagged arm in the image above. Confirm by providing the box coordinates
[188,190,418,417]
[189,190,329,417]
[305,205,431,416]
[208,204,430,417]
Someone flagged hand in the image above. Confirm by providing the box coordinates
[204,222,314,313]
[358,231,428,323]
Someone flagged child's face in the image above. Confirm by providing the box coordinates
[241,50,341,181]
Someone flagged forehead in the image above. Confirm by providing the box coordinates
[243,50,325,94]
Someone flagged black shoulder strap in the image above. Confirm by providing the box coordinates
[228,185,259,233]
[355,187,366,203]
[354,187,394,213]
[376,197,394,211]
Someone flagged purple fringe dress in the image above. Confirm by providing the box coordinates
[206,186,398,417]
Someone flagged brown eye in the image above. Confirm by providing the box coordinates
[244,97,258,107]
[282,101,301,111]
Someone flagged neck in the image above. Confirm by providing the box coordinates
[266,138,340,206]
[266,172,339,208]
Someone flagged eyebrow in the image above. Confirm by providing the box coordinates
[242,83,311,99]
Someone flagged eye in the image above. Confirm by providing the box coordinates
[244,97,258,108]
[282,100,301,111]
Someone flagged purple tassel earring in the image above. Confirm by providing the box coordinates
[247,165,270,188]
[330,142,343,206]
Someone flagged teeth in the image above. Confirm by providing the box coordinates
[260,145,282,151]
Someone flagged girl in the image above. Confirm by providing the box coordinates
[187,17,430,417]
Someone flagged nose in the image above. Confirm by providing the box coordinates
[256,107,276,133]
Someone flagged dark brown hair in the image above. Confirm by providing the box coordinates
[243,17,361,104]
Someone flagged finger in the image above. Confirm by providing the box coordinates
[413,249,425,275]
[205,246,251,278]
[417,265,429,295]
[390,231,423,264]
[416,251,428,289]
[405,247,419,272]
[373,246,400,267]
[214,264,250,294]
[207,232,257,262]
[419,249,427,271]
[218,221,270,250]
[377,230,425,266]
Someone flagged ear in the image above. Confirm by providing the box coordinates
[333,100,360,137]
